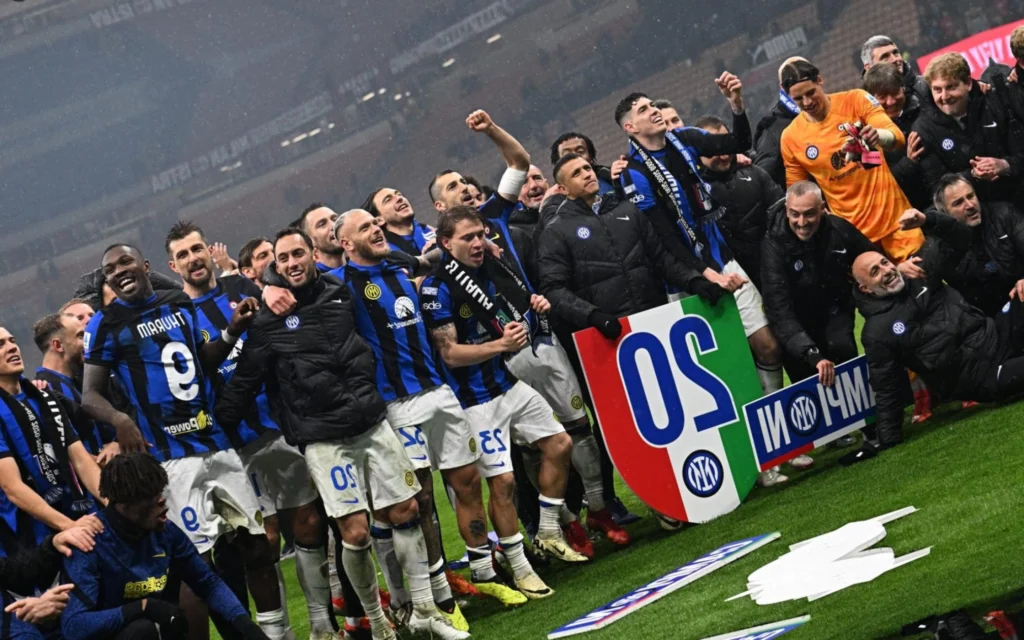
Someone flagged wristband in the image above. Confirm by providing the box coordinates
[221,330,239,345]
[498,168,528,198]
[875,128,896,149]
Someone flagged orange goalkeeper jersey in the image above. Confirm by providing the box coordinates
[781,89,922,260]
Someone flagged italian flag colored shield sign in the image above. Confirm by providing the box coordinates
[574,296,762,523]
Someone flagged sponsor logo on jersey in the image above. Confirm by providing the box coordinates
[629,193,645,204]
[394,296,417,319]
[420,287,438,296]
[830,151,845,171]
[124,573,168,599]
[421,301,442,311]
[624,184,637,195]
[364,283,382,300]
[166,410,212,436]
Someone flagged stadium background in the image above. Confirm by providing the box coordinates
[1,0,1014,371]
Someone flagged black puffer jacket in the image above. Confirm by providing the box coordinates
[918,202,1024,316]
[883,91,930,210]
[913,83,1024,207]
[701,162,783,289]
[753,100,798,187]
[214,273,385,445]
[760,202,878,366]
[537,194,701,330]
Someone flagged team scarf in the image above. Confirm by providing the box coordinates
[0,380,88,512]
[438,252,551,355]
[628,132,729,268]
[779,88,801,115]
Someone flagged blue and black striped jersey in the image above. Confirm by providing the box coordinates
[191,276,279,449]
[419,274,516,408]
[343,260,443,402]
[34,368,115,456]
[83,290,231,462]
[383,221,436,256]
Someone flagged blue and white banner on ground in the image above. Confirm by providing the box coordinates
[547,533,780,639]
[699,615,811,640]
[742,356,876,472]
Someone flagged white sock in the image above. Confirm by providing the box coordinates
[370,520,409,608]
[274,562,291,626]
[341,540,385,623]
[326,529,342,600]
[255,608,291,640]
[294,544,332,632]
[537,494,564,538]
[499,533,533,580]
[429,558,454,605]
[559,504,577,526]
[569,431,607,512]
[756,361,784,394]
[391,520,434,614]
[468,545,496,582]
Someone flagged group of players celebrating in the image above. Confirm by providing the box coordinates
[6,28,1024,640]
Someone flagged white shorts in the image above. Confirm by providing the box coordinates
[304,421,421,519]
[464,381,565,479]
[239,432,319,517]
[162,449,265,554]
[386,385,481,472]
[669,260,769,338]
[506,334,587,423]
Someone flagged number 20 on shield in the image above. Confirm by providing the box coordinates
[617,316,738,447]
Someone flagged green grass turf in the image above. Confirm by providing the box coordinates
[213,398,1024,639]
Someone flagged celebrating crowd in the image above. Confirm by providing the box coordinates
[4,25,1024,640]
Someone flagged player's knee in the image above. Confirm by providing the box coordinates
[340,514,371,548]
[118,618,162,640]
[262,514,281,553]
[291,503,324,548]
[387,497,420,526]
[543,432,573,464]
[414,468,434,505]
[489,473,517,505]
[750,328,782,364]
[446,464,481,501]
[235,530,276,570]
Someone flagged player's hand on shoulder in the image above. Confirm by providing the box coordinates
[262,285,297,316]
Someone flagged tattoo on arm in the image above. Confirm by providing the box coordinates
[469,519,487,537]
[430,323,457,361]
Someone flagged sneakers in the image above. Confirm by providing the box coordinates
[788,454,814,470]
[514,570,555,599]
[366,615,396,640]
[586,509,631,546]
[562,521,595,559]
[534,533,590,563]
[472,573,528,607]
[437,602,470,633]
[607,496,641,525]
[911,386,932,423]
[652,511,684,531]
[757,467,789,487]
[408,608,471,640]
[446,569,480,598]
[962,400,979,410]
[389,601,412,628]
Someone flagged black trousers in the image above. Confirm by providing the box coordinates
[781,310,858,383]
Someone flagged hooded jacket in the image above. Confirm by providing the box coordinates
[753,100,799,187]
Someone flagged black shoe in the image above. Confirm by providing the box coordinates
[838,443,879,467]
[607,497,641,526]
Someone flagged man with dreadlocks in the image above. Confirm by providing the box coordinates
[61,453,270,640]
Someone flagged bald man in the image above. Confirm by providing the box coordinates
[853,210,1024,452]
[753,56,808,187]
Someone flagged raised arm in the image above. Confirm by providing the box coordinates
[466,110,530,200]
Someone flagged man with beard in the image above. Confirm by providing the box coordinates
[754,56,808,187]
[509,165,549,238]
[164,222,333,640]
[853,210,1024,453]
[334,209,528,623]
[550,132,618,196]
[215,228,468,640]
[695,115,783,291]
[363,189,436,256]
[860,36,931,102]
[32,314,115,457]
[862,62,930,210]
[294,203,346,275]
[913,53,1024,209]
[921,174,1024,317]
[61,453,270,640]
[79,245,290,640]
[0,327,103,557]
[430,111,623,549]
[238,238,274,289]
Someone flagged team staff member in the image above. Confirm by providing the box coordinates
[695,115,784,290]
[913,53,1024,209]
[760,182,877,384]
[859,35,931,102]
[363,188,436,256]
[0,326,103,557]
[79,245,289,640]
[61,453,270,640]
[163,222,332,639]
[215,228,467,640]
[780,59,922,262]
[853,209,1024,452]
[922,174,1024,317]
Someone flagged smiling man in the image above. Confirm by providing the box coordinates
[363,188,436,256]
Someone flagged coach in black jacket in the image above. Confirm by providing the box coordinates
[215,231,384,445]
[853,208,1024,449]
[761,182,877,383]
[913,54,1024,208]
[922,174,1024,316]
[538,154,716,339]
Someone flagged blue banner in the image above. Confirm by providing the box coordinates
[742,356,876,471]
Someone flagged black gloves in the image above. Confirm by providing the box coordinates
[589,310,623,340]
[232,614,272,640]
[687,278,725,305]
[144,599,188,636]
